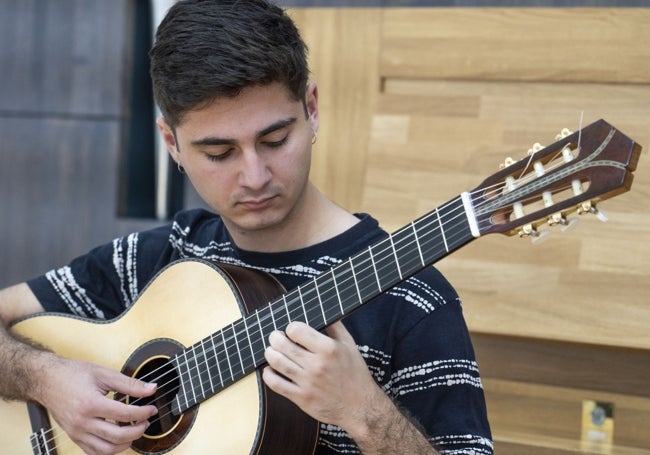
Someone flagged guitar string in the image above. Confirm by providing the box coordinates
[33,147,580,452]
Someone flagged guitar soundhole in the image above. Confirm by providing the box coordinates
[134,356,180,437]
[118,338,197,454]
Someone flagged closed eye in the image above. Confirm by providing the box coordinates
[263,135,289,148]
[205,150,233,162]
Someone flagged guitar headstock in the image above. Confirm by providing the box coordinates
[472,119,642,238]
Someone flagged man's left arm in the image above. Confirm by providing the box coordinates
[262,321,439,454]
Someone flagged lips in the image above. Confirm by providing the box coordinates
[239,196,276,211]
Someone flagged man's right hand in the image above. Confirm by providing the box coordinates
[39,356,158,455]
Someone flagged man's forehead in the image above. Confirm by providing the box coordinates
[175,83,302,141]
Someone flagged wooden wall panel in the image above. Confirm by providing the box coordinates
[0,118,158,284]
[0,0,128,115]
[380,8,650,84]
[289,8,382,211]
[0,0,159,287]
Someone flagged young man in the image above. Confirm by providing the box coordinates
[0,1,492,454]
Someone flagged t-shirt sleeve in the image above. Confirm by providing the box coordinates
[27,226,172,320]
[347,265,493,454]
[393,301,493,453]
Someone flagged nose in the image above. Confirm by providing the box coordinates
[238,148,272,190]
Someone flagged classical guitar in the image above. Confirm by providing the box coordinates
[3,119,642,454]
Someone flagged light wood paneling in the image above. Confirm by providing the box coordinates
[289,8,382,211]
[0,1,159,286]
[380,8,650,84]
[0,0,129,115]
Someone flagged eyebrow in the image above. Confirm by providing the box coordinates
[190,117,298,147]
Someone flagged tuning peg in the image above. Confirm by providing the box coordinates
[527,142,544,156]
[547,212,564,226]
[555,128,573,141]
[577,200,592,215]
[531,228,551,245]
[560,217,580,232]
[591,206,609,222]
[500,157,517,169]
[517,223,535,237]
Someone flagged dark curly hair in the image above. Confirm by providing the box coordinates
[150,0,310,128]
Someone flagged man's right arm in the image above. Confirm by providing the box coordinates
[0,283,49,400]
[0,283,159,455]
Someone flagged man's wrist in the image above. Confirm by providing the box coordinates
[344,391,438,455]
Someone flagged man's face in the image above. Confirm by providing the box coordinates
[159,82,318,238]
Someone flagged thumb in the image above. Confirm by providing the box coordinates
[325,321,355,345]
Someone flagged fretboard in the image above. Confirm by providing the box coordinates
[171,194,477,415]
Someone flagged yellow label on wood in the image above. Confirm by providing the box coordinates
[581,400,614,453]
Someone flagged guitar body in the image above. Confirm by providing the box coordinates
[3,260,318,454]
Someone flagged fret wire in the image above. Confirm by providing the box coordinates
[368,243,382,292]
[298,286,308,323]
[178,351,190,410]
[194,342,206,400]
[269,299,277,330]
[348,257,362,308]
[411,220,425,266]
[196,340,206,398]
[210,333,224,388]
[312,273,331,325]
[282,294,291,322]
[256,309,267,349]
[189,344,199,403]
[242,317,255,371]
[434,208,449,252]
[199,339,213,395]
[313,275,324,326]
[330,270,342,323]
[389,234,403,280]
[233,321,245,376]
[221,329,234,383]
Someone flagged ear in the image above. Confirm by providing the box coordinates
[156,116,181,163]
[305,81,319,135]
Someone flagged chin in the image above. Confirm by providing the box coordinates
[234,211,286,233]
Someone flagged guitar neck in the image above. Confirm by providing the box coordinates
[171,194,477,415]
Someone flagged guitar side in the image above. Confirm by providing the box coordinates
[2,259,317,454]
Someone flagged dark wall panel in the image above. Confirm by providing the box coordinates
[0,0,159,287]
[0,0,128,116]
[0,117,159,285]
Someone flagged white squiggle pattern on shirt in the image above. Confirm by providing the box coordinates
[126,233,139,306]
[45,266,105,319]
[431,434,494,454]
[386,359,483,397]
[111,233,140,309]
[168,223,337,280]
